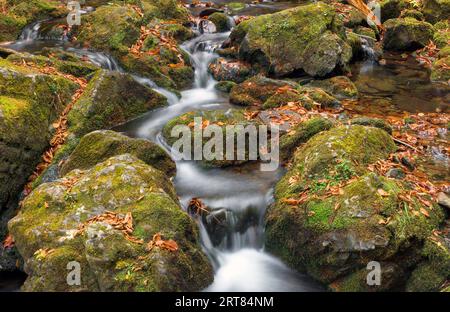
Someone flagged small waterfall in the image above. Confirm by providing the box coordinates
[359,36,378,74]
[19,22,41,41]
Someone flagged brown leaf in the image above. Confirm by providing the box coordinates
[2,234,14,249]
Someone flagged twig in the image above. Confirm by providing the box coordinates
[392,137,422,154]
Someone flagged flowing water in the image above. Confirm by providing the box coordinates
[1,0,448,292]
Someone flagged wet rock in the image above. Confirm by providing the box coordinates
[279,118,334,161]
[354,26,377,40]
[258,110,303,133]
[8,154,213,291]
[67,70,167,137]
[266,125,446,290]
[308,76,359,100]
[401,156,415,171]
[350,117,393,134]
[228,3,352,77]
[162,109,264,168]
[433,21,450,48]
[383,18,434,51]
[422,0,450,24]
[386,168,406,179]
[230,75,298,106]
[199,8,223,18]
[215,81,236,93]
[208,12,230,32]
[60,130,176,177]
[262,90,305,110]
[208,58,252,83]
[437,192,450,211]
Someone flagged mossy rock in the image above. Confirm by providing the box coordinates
[400,9,424,21]
[354,26,377,40]
[215,81,236,93]
[431,56,450,82]
[433,26,450,49]
[380,0,413,22]
[60,130,176,177]
[262,90,305,109]
[67,70,167,137]
[266,125,446,290]
[230,75,298,106]
[229,2,352,77]
[0,0,68,42]
[279,117,334,161]
[350,117,393,134]
[422,0,450,24]
[162,109,264,168]
[8,154,213,291]
[383,18,434,51]
[208,12,230,32]
[74,1,193,90]
[308,76,358,100]
[298,86,341,109]
[0,58,78,211]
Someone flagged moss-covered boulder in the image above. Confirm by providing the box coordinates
[215,81,236,93]
[266,125,447,290]
[422,0,450,24]
[350,117,393,134]
[433,21,450,48]
[383,18,434,51]
[60,130,176,177]
[431,55,450,82]
[67,70,167,137]
[279,118,334,161]
[230,75,298,106]
[308,76,358,99]
[74,1,194,89]
[208,12,230,32]
[8,154,213,291]
[228,2,352,77]
[162,109,264,168]
[0,58,78,211]
[0,0,68,42]
[380,0,413,22]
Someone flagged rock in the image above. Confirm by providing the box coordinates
[226,2,246,13]
[199,8,223,18]
[67,70,167,137]
[8,154,214,291]
[208,12,230,32]
[215,81,236,93]
[162,109,263,168]
[279,118,334,161]
[350,117,393,134]
[308,76,359,100]
[431,55,450,82]
[73,1,194,89]
[383,18,434,51]
[0,0,68,42]
[262,90,305,110]
[208,58,252,83]
[230,75,298,106]
[380,0,413,22]
[422,0,450,24]
[343,6,366,28]
[399,9,424,21]
[437,192,450,211]
[0,58,78,257]
[433,21,450,48]
[354,26,377,40]
[228,3,352,77]
[60,130,176,177]
[386,168,406,179]
[266,125,446,290]
[401,156,415,171]
[298,86,341,109]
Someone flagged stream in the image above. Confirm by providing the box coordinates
[1,0,448,292]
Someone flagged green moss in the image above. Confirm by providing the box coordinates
[431,56,450,82]
[421,0,450,24]
[383,18,435,51]
[215,81,236,93]
[209,12,229,32]
[309,76,358,100]
[350,117,393,134]
[61,130,175,177]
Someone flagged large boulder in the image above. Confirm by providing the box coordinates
[60,130,176,177]
[383,18,434,51]
[67,70,167,137]
[379,0,413,22]
[8,154,213,291]
[74,1,194,89]
[265,125,447,291]
[228,2,352,77]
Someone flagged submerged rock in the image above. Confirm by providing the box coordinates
[383,18,434,51]
[60,130,176,177]
[8,154,213,291]
[265,125,447,291]
[67,70,167,137]
[228,2,352,77]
